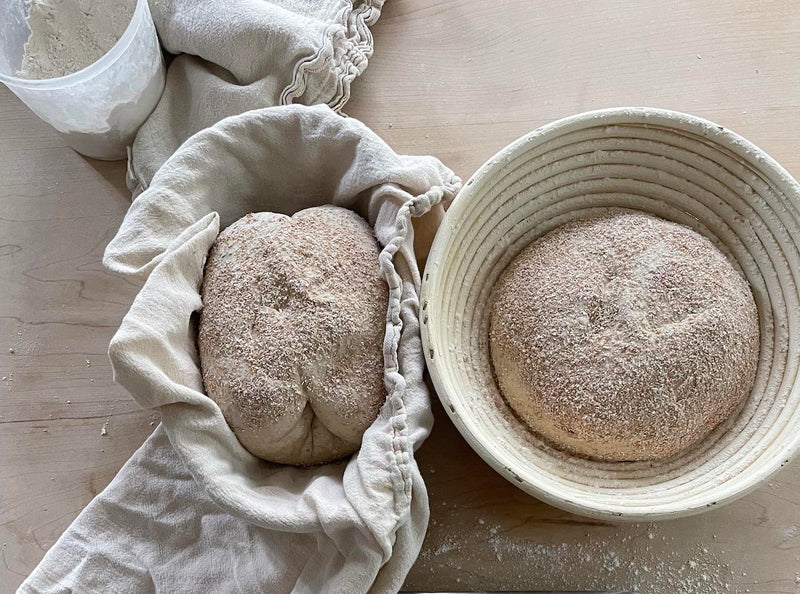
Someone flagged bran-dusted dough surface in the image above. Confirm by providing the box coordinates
[489,211,760,462]
[198,205,388,466]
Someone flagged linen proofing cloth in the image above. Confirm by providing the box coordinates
[19,105,461,593]
[129,0,383,194]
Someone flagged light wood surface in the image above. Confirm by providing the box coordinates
[2,1,799,592]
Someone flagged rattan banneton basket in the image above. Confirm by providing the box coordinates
[421,107,800,521]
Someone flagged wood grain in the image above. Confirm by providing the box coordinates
[0,93,157,589]
[2,0,800,592]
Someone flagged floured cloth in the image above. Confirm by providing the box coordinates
[19,104,461,593]
[128,0,383,194]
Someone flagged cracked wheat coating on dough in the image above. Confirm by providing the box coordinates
[198,206,388,466]
[489,211,760,462]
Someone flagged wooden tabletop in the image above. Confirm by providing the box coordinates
[2,1,799,592]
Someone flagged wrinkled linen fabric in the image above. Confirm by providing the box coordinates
[19,105,460,593]
[129,0,383,194]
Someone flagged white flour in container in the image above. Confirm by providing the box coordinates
[17,0,136,80]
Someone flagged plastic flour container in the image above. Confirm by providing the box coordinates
[0,0,165,160]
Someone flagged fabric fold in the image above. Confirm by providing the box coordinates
[129,0,385,194]
[20,104,461,593]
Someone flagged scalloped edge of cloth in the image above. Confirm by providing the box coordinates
[280,0,384,109]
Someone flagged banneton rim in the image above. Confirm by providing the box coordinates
[420,107,800,520]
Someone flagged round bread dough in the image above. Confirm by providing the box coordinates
[198,206,388,466]
[489,211,760,462]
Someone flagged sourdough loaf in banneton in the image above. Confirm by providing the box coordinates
[489,212,760,462]
[198,206,388,466]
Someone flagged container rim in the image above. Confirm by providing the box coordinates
[421,106,800,520]
[0,0,152,89]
